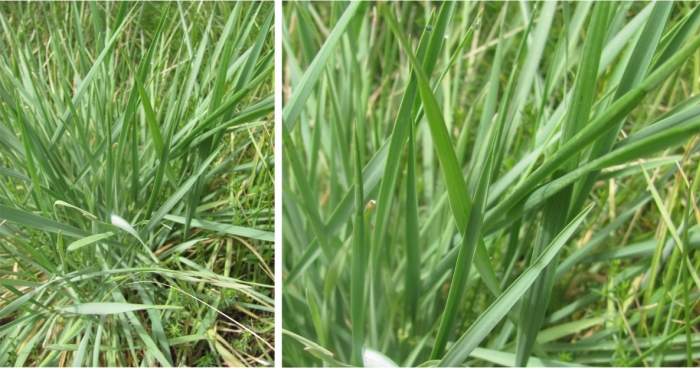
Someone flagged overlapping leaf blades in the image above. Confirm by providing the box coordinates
[0,2,274,366]
[283,2,700,367]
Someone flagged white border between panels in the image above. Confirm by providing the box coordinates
[273,0,283,366]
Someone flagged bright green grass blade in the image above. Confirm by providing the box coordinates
[134,284,173,364]
[306,288,326,347]
[468,347,585,367]
[111,291,174,367]
[281,3,700,367]
[123,54,166,162]
[324,141,389,236]
[381,8,471,230]
[431,64,503,358]
[168,334,206,346]
[15,320,49,367]
[183,4,272,240]
[627,313,700,366]
[536,316,607,344]
[92,315,106,367]
[156,238,206,260]
[652,3,700,71]
[0,279,42,288]
[2,4,274,366]
[234,6,273,97]
[371,8,435,265]
[205,4,241,114]
[499,1,556,159]
[640,163,700,293]
[282,125,333,261]
[115,3,170,200]
[14,93,48,217]
[283,329,341,365]
[508,109,700,222]
[0,282,50,320]
[71,318,92,367]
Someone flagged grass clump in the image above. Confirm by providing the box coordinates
[0,1,274,366]
[282,1,700,366]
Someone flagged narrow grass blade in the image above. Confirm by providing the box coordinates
[0,204,90,239]
[67,232,114,251]
[381,1,503,303]
[517,4,609,364]
[55,302,182,315]
[283,2,362,129]
[487,28,700,226]
[572,0,673,213]
[143,146,222,234]
[439,204,594,367]
[404,122,420,326]
[162,215,273,242]
[48,6,135,147]
[351,122,366,366]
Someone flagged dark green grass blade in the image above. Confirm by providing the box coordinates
[404,121,420,328]
[516,4,609,365]
[439,204,594,367]
[370,6,447,269]
[486,30,700,228]
[381,2,503,301]
[571,0,673,214]
[351,122,366,366]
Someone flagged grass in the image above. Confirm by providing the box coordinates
[0,2,274,366]
[282,1,700,366]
